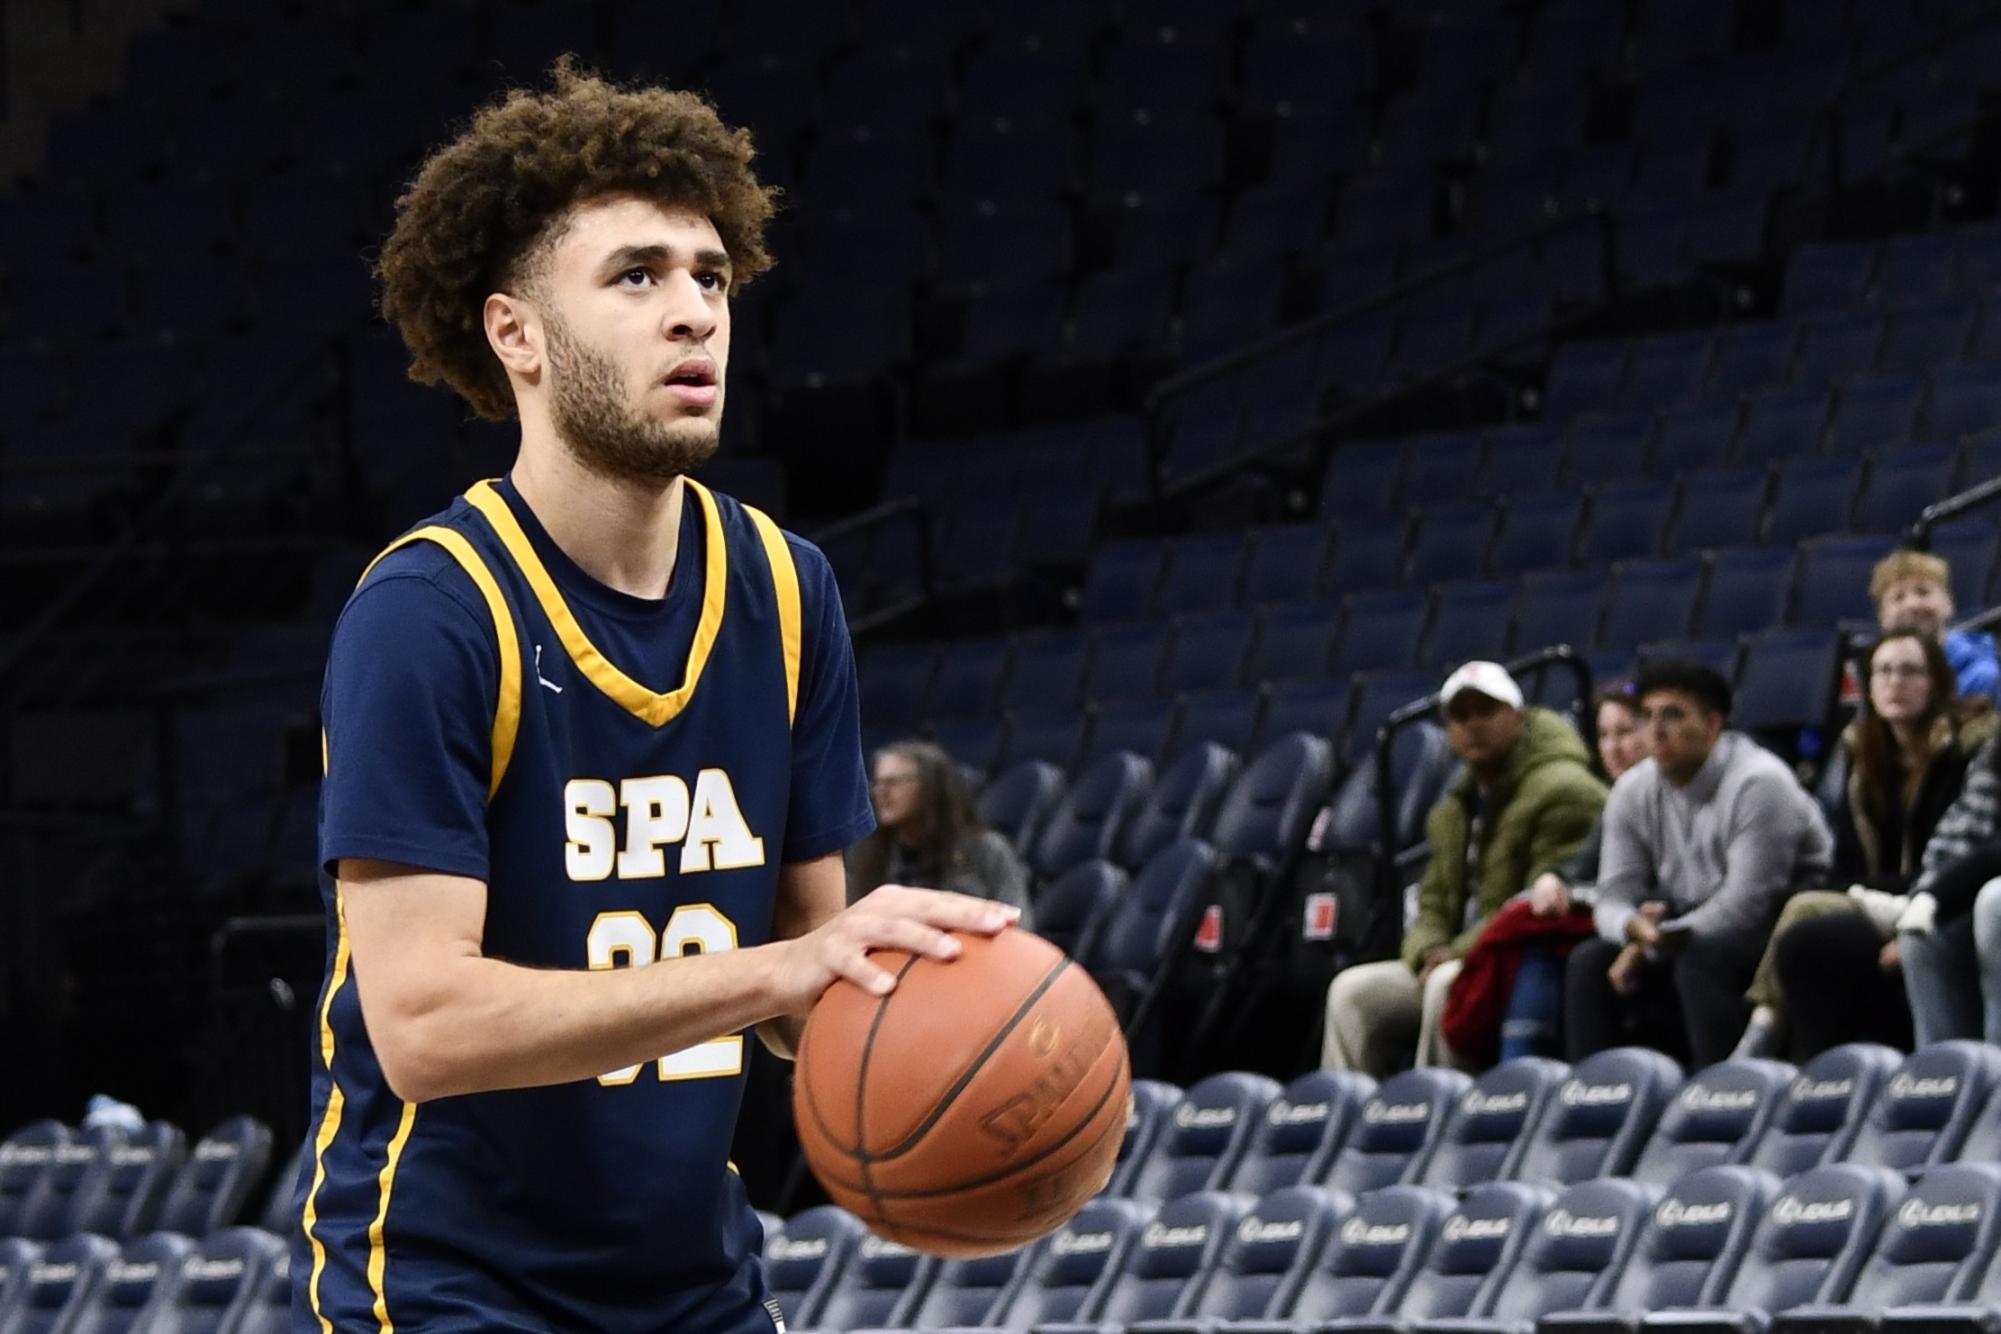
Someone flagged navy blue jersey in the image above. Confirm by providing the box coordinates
[294,476,872,1333]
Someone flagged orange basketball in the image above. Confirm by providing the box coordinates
[791,926,1132,1258]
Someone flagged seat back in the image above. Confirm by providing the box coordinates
[1483,1178,1662,1322]
[147,1228,284,1334]
[68,1233,193,1334]
[1036,860,1126,967]
[1207,732,1334,865]
[989,1195,1149,1327]
[978,759,1066,855]
[1228,1070,1377,1197]
[1031,749,1153,878]
[1324,1068,1473,1194]
[1397,1181,1551,1321]
[1118,743,1238,868]
[1090,837,1218,985]
[1744,1043,1902,1177]
[209,1233,288,1334]
[1723,1163,1906,1314]
[1282,1184,1452,1319]
[1092,1191,1251,1325]
[1107,1080,1184,1197]
[7,1235,117,1334]
[1418,1057,1569,1190]
[1630,1059,1794,1186]
[892,1243,1028,1329]
[257,1138,308,1236]
[762,1205,863,1328]
[155,1116,273,1238]
[1841,1162,2001,1312]
[0,1123,69,1239]
[1510,1048,1682,1186]
[1845,1041,2001,1173]
[1184,1185,1349,1322]
[1126,1073,1281,1204]
[809,1233,932,1332]
[73,1121,187,1240]
[0,1240,39,1324]
[18,1132,109,1241]
[1608,1166,1779,1315]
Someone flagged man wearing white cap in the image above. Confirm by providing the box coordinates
[1322,661,1606,1075]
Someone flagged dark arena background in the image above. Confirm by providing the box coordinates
[8,0,2001,1327]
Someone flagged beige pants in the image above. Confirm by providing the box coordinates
[1322,957,1467,1077]
[1745,890,1860,1012]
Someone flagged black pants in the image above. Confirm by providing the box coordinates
[1564,929,1764,1068]
[1773,911,1913,1061]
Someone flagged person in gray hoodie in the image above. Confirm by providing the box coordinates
[1564,660,1834,1067]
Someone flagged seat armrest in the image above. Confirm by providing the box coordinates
[1642,1309,1771,1334]
[1880,1305,2001,1334]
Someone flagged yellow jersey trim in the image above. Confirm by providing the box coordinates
[464,478,729,728]
[301,882,353,1333]
[359,526,522,797]
[367,1100,419,1332]
[743,505,802,725]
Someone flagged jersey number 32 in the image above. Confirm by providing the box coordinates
[585,904,742,1085]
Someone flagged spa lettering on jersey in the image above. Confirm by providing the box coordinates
[564,770,766,880]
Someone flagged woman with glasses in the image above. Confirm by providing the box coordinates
[1738,629,1996,1059]
[846,740,1033,926]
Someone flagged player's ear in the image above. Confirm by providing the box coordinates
[484,291,542,378]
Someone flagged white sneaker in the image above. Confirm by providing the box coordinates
[1897,892,1939,937]
[1847,885,1909,936]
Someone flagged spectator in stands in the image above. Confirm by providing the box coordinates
[1322,662,1605,1076]
[1565,660,1834,1067]
[847,741,1032,925]
[1874,549,1998,699]
[1522,686,1651,919]
[1894,734,2001,1043]
[1737,630,1995,1060]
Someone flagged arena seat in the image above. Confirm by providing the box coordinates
[0,1234,118,1334]
[1226,1071,1378,1199]
[1123,1074,1282,1206]
[1424,581,1517,672]
[1488,494,1583,578]
[1578,482,1675,566]
[1602,560,1704,653]
[1119,743,1239,870]
[0,1124,69,1239]
[1207,732,1333,871]
[1773,1162,2001,1334]
[1332,591,1428,676]
[1416,1059,1570,1192]
[1696,548,1798,640]
[1162,611,1257,696]
[978,1196,1151,1331]
[1766,457,1863,546]
[1408,505,1501,588]
[1317,1181,1552,1334]
[1323,1069,1473,1196]
[1030,750,1154,880]
[1109,1082,1186,1199]
[1421,1177,1663,1334]
[66,1233,193,1334]
[73,1121,187,1240]
[17,1132,110,1243]
[857,1244,1027,1333]
[928,639,1011,720]
[1323,518,1413,596]
[1843,1042,2001,1176]
[1509,1049,1684,1188]
[978,759,1066,857]
[1004,631,1092,713]
[1512,570,1609,656]
[1085,837,1218,1035]
[1131,1184,1352,1333]
[802,1233,935,1333]
[1085,621,1175,704]
[1085,698,1176,767]
[1157,535,1252,618]
[1744,1045,1904,1178]
[0,1241,39,1325]
[1827,375,1924,455]
[764,1205,866,1330]
[1629,1060,1795,1188]
[255,1141,307,1237]
[1033,1190,1251,1333]
[1038,861,1126,965]
[1638,1164,1906,1334]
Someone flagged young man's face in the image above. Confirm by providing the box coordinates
[1878,576,1954,639]
[1443,691,1525,771]
[1637,687,1725,785]
[536,194,733,482]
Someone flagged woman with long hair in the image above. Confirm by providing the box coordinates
[846,741,1033,924]
[1739,629,1996,1058]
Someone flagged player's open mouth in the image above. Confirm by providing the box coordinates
[663,359,718,407]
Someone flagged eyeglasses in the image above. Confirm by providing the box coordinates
[1637,704,1692,728]
[870,774,917,791]
[1870,662,1929,680]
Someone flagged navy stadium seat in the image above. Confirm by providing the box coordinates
[1086,621,1173,704]
[1828,376,1925,456]
[860,645,936,734]
[256,1140,306,1237]
[1774,1161,2001,1334]
[1626,333,1714,414]
[933,714,1009,777]
[1857,446,1956,536]
[1922,364,2001,445]
[0,1240,37,1323]
[1322,441,1407,523]
[1540,1166,1779,1334]
[1737,387,1832,468]
[1242,526,1335,607]
[1785,243,1876,318]
[1124,1073,1280,1205]
[1629,1060,1795,1187]
[1424,582,1516,672]
[1086,699,1174,766]
[153,1116,271,1240]
[1489,494,1583,577]
[1031,750,1154,880]
[928,640,1010,721]
[1162,611,1255,696]
[1793,535,1896,627]
[18,1131,108,1242]
[1707,327,1797,404]
[765,1206,865,1330]
[1543,342,1630,422]
[1409,504,1501,587]
[979,760,1066,857]
[1484,426,1565,498]
[1875,236,1959,306]
[67,1233,193,1334]
[1157,534,1250,617]
[1,1235,118,1334]
[0,1123,67,1239]
[1118,743,1237,869]
[1040,861,1125,966]
[1744,1045,1904,1178]
[1418,1059,1570,1192]
[1404,434,1491,508]
[1343,670,1438,768]
[1255,680,1352,755]
[1323,1069,1473,1195]
[1844,1041,2001,1176]
[876,1243,1027,1332]
[1333,590,1428,675]
[1035,1191,1250,1333]
[1734,629,1842,735]
[1280,1184,1453,1325]
[73,1120,186,1240]
[1227,1070,1379,1198]
[1656,404,1744,477]
[808,1233,933,1332]
[1789,317,1881,392]
[1172,689,1264,760]
[1325,519,1412,596]
[1928,523,1999,616]
[1697,548,1797,639]
[1668,471,1769,557]
[982,1196,1150,1330]
[1248,603,1342,685]
[1110,1081,1185,1199]
[1421,1178,1662,1334]
[1879,300,1976,378]
[1323,1181,1552,1334]
[1085,541,1169,623]
[1088,838,1218,1033]
[1637,1163,1904,1334]
[1766,457,1861,545]
[1513,571,1609,655]
[1138,1185,1352,1332]
[1603,561,1704,651]
[1206,732,1335,869]
[1565,415,1654,489]
[1580,482,1675,567]
[1005,631,1091,713]
[1510,1048,1684,1187]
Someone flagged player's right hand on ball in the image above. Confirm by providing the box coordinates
[786,886,1019,1004]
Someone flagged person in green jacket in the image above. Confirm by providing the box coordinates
[1321,661,1608,1076]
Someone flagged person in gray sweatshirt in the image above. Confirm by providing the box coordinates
[1564,660,1834,1067]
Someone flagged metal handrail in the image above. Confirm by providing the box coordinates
[808,495,936,637]
[1371,644,1595,896]
[1907,470,2001,550]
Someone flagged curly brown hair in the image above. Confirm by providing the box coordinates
[376,56,779,421]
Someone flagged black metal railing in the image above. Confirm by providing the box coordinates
[807,496,935,637]
[1907,469,2001,550]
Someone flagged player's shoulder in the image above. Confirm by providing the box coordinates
[336,501,499,646]
[707,484,842,605]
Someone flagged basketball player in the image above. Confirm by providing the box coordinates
[293,61,1012,1332]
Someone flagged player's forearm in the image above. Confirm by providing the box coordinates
[370,941,798,1101]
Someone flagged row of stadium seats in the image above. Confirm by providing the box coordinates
[764,1161,2001,1334]
[0,1116,285,1245]
[0,1228,285,1334]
